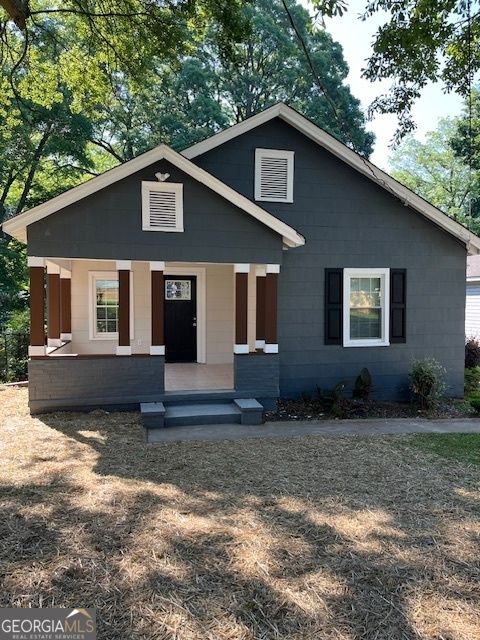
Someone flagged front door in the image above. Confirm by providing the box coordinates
[164,276,197,362]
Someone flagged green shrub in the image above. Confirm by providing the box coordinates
[465,337,480,369]
[409,358,446,409]
[316,380,347,415]
[470,398,480,414]
[465,367,480,394]
[353,367,373,400]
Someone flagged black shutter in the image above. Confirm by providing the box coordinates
[390,269,406,343]
[325,268,343,345]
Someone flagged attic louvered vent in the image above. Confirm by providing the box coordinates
[255,148,294,203]
[141,181,183,232]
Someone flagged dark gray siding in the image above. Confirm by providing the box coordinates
[29,355,165,413]
[195,118,467,399]
[27,160,283,264]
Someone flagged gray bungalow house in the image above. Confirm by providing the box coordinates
[3,103,480,420]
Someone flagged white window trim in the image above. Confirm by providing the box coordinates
[254,148,294,203]
[343,268,390,347]
[141,181,184,232]
[88,271,134,341]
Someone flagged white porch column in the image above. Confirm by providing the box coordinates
[150,261,165,355]
[264,264,280,353]
[116,260,132,355]
[46,262,62,348]
[234,264,250,354]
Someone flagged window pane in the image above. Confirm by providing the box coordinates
[96,278,119,334]
[106,306,117,320]
[96,280,118,305]
[165,279,191,300]
[107,320,117,333]
[350,308,382,339]
[350,277,381,308]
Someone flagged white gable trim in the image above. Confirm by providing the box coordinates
[2,143,304,249]
[183,103,480,255]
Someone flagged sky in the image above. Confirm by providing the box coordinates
[299,0,465,169]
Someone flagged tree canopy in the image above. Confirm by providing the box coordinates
[312,0,480,140]
[0,0,374,325]
[390,113,480,233]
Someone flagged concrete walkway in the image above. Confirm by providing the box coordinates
[147,417,480,443]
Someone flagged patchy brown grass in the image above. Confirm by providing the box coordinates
[0,386,479,639]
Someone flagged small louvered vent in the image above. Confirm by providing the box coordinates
[259,156,289,200]
[255,149,294,203]
[148,190,177,228]
[142,182,183,232]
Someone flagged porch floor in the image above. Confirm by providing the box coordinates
[164,363,233,392]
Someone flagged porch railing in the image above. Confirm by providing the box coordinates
[0,332,29,383]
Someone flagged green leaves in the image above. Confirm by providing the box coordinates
[390,112,480,231]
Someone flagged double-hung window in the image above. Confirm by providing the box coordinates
[343,268,390,347]
[89,272,134,340]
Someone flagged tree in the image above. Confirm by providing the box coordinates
[213,0,374,155]
[390,117,480,232]
[309,0,480,140]
[452,87,480,172]
[89,0,374,162]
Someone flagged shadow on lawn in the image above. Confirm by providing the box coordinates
[1,409,479,638]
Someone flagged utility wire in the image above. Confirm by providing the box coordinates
[467,0,474,220]
[280,0,413,206]
[280,0,362,154]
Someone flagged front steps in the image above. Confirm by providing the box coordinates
[141,398,264,440]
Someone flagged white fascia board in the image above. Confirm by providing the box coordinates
[2,138,305,249]
[182,103,480,255]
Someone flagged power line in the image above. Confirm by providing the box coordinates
[280,0,362,154]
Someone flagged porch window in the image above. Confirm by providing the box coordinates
[343,268,390,347]
[89,272,134,340]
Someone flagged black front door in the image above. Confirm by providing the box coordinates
[164,276,197,362]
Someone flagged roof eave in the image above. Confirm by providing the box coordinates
[2,141,304,250]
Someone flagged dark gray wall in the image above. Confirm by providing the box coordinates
[195,118,467,399]
[29,355,165,413]
[27,160,283,264]
[234,353,280,397]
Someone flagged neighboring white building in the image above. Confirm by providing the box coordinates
[466,256,480,338]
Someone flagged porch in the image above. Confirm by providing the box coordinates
[27,258,281,413]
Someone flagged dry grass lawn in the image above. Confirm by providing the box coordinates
[1,386,479,639]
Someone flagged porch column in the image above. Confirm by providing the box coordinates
[234,264,249,354]
[264,264,279,353]
[28,257,46,356]
[150,261,165,355]
[255,266,266,350]
[116,260,131,355]
[46,263,61,348]
[60,268,72,341]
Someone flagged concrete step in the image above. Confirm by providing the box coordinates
[164,402,241,427]
[141,397,264,433]
[233,398,264,425]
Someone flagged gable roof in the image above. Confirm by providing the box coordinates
[2,144,305,249]
[183,102,480,255]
